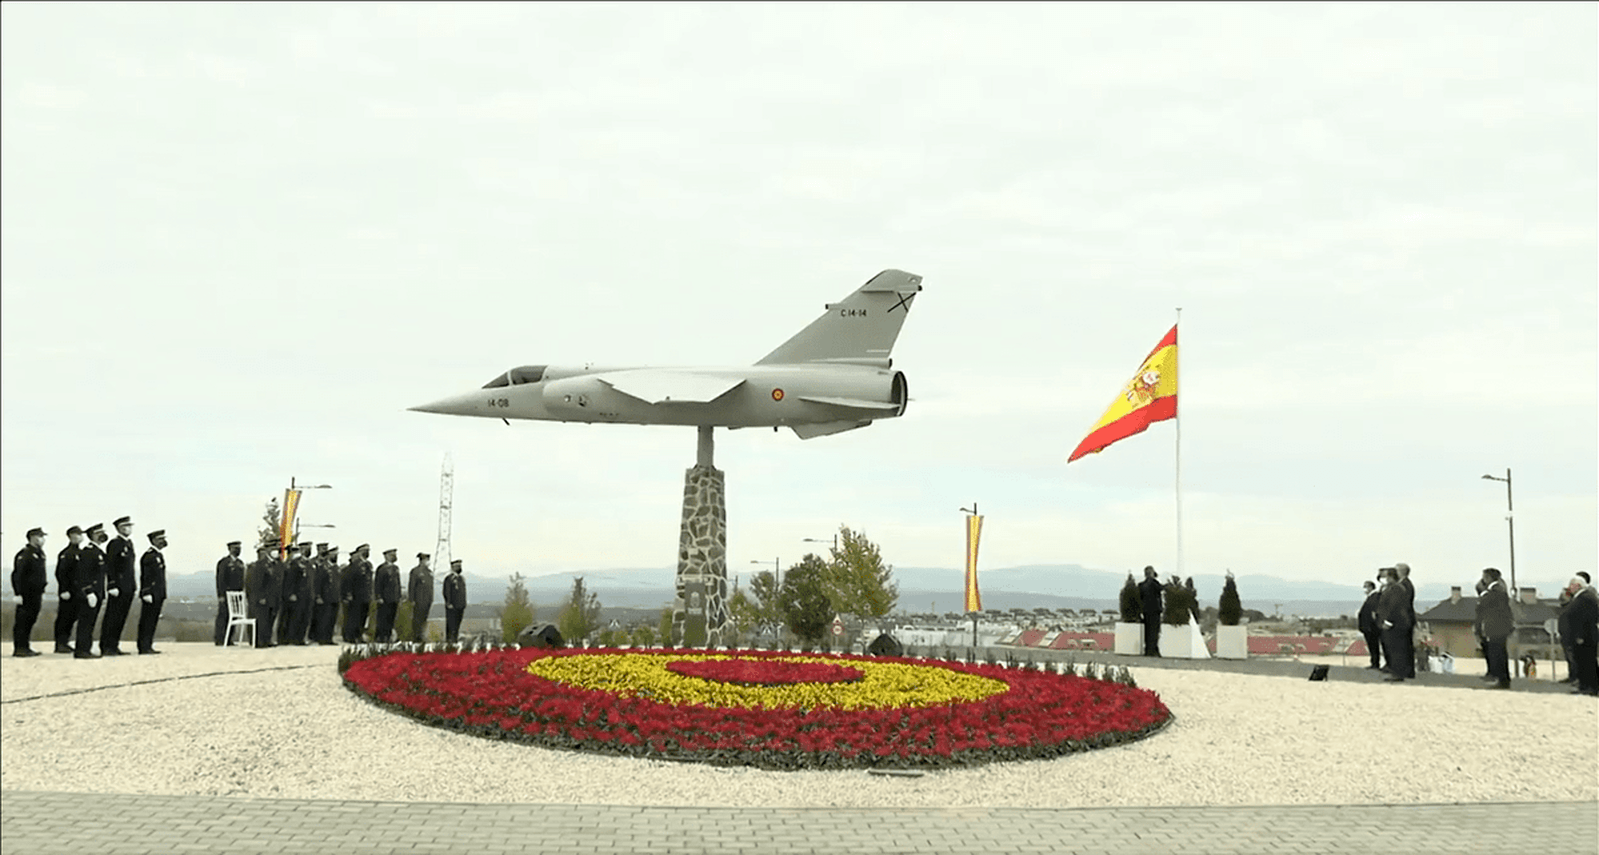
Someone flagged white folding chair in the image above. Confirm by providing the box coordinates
[224,590,256,648]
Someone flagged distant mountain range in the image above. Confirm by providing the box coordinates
[158,562,1460,619]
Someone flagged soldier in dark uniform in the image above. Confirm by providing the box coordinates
[342,544,373,643]
[214,541,246,645]
[74,523,109,659]
[279,542,309,645]
[290,542,316,644]
[53,525,85,653]
[373,548,402,643]
[246,544,282,648]
[1137,566,1163,657]
[1565,576,1599,696]
[443,559,467,643]
[11,527,48,657]
[1477,567,1514,689]
[408,552,434,643]
[100,516,137,656]
[311,544,340,645]
[137,530,168,655]
[1357,578,1383,670]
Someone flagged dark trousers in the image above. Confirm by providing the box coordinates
[251,603,278,647]
[343,602,370,642]
[14,592,42,651]
[100,594,133,652]
[54,596,79,649]
[313,603,338,643]
[412,601,432,642]
[279,599,309,645]
[1574,642,1599,693]
[1362,630,1382,668]
[374,603,398,642]
[137,597,164,652]
[75,600,102,656]
[1382,626,1414,678]
[1483,637,1510,682]
[1142,620,1161,656]
[445,606,463,643]
[289,598,313,644]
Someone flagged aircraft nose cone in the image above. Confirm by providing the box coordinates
[408,392,479,416]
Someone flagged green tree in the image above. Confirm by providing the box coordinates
[1218,572,1242,626]
[256,497,281,552]
[629,622,657,647]
[501,572,536,642]
[395,601,416,641]
[557,576,602,643]
[728,587,759,630]
[1119,573,1143,622]
[747,570,782,624]
[657,606,674,645]
[821,525,898,618]
[778,554,832,646]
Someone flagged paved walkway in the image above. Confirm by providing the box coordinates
[2,791,1594,855]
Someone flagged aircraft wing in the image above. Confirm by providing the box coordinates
[793,394,901,411]
[596,371,746,404]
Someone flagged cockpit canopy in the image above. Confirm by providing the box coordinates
[481,365,547,389]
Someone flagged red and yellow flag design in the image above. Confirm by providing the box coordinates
[963,513,983,613]
[1068,325,1178,463]
[279,488,303,557]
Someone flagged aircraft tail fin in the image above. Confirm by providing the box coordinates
[755,270,923,366]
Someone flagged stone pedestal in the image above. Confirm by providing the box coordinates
[672,464,729,648]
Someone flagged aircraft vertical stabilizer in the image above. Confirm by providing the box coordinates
[755,270,922,366]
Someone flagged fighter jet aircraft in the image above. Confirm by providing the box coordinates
[409,269,923,439]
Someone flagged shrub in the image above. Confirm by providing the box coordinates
[1163,579,1191,626]
[1119,573,1143,622]
[1218,573,1242,626]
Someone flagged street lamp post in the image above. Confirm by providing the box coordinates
[802,535,838,552]
[1481,469,1516,593]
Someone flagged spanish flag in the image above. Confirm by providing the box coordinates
[1068,325,1178,463]
[279,488,302,557]
[963,513,983,613]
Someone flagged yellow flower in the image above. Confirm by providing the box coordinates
[527,653,1008,711]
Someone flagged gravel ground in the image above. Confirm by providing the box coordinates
[3,644,1594,808]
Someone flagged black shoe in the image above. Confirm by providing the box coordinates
[1364,665,1380,670]
[1489,681,1511,690]
[13,649,41,658]
[1383,675,1405,682]
[102,649,125,656]
[138,649,161,655]
[74,652,102,660]
[54,645,74,654]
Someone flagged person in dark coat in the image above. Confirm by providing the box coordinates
[408,553,434,643]
[311,544,340,645]
[1137,566,1163,657]
[214,541,246,645]
[1565,576,1599,696]
[11,527,48,656]
[1376,567,1413,681]
[74,523,109,659]
[245,544,282,648]
[99,516,138,656]
[1395,562,1418,676]
[53,525,85,653]
[1357,578,1382,670]
[443,559,467,643]
[1556,587,1577,684]
[1477,567,1514,689]
[136,530,168,655]
[372,548,402,643]
[342,544,373,643]
[279,543,311,646]
[289,542,315,644]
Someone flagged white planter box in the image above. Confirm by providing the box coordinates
[1216,624,1248,660]
[1161,622,1192,658]
[1114,622,1143,655]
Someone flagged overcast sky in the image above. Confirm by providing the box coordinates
[3,2,1594,599]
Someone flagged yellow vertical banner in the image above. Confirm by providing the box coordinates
[280,488,302,558]
[964,514,983,613]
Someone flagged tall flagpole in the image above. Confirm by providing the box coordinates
[1174,308,1183,580]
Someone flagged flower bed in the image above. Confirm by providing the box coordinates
[665,657,864,687]
[341,647,1172,771]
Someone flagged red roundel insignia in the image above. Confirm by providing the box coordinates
[772,388,785,401]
